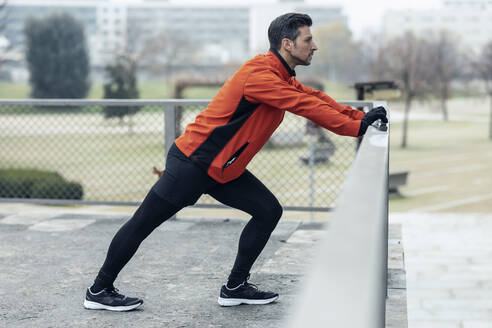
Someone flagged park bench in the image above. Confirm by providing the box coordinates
[389,171,409,196]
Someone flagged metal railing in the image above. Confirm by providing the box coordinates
[0,99,376,211]
[286,112,390,327]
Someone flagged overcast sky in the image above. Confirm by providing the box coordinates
[329,0,442,38]
[174,0,443,39]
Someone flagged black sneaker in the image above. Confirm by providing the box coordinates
[83,287,143,312]
[218,277,279,306]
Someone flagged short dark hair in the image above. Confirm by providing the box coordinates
[268,13,312,50]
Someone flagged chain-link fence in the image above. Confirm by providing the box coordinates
[0,99,376,210]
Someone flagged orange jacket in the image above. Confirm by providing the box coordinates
[174,49,364,183]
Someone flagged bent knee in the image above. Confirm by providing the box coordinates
[271,201,283,221]
[263,200,282,229]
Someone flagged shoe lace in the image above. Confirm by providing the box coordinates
[243,274,259,290]
[105,287,123,298]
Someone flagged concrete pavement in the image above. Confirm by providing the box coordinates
[0,204,328,328]
[0,203,407,327]
[392,213,492,328]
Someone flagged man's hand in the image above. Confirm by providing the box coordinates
[358,106,388,136]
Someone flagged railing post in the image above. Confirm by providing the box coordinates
[164,104,176,156]
[384,120,390,300]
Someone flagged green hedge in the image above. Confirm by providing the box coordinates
[0,168,83,200]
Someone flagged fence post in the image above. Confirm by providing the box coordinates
[164,104,177,220]
[308,135,315,221]
[164,104,176,156]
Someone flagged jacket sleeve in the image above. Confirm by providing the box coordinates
[244,71,362,137]
[292,80,365,120]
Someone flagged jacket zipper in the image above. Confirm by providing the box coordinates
[222,142,249,172]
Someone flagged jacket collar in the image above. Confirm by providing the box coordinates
[269,48,296,78]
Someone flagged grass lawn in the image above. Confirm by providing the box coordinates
[0,108,356,207]
[0,80,356,100]
[0,82,175,99]
[389,113,492,213]
[1,82,490,213]
[0,83,30,98]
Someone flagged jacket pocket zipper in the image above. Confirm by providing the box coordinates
[222,142,249,171]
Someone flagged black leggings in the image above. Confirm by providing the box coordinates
[94,144,282,288]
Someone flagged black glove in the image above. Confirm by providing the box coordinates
[358,106,388,136]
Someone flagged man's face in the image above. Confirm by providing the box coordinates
[289,26,318,66]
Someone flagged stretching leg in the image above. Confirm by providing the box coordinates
[208,170,282,286]
[92,143,216,291]
[92,190,180,291]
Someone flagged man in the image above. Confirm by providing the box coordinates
[83,13,388,312]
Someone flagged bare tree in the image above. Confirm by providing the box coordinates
[475,40,492,140]
[373,32,431,148]
[124,25,192,80]
[357,30,385,82]
[311,22,363,82]
[141,32,192,80]
[111,24,193,83]
[426,30,463,121]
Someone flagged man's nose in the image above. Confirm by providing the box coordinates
[312,42,318,51]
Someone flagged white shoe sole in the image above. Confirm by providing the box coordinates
[217,295,279,307]
[83,300,143,312]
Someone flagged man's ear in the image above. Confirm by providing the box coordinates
[281,38,292,51]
